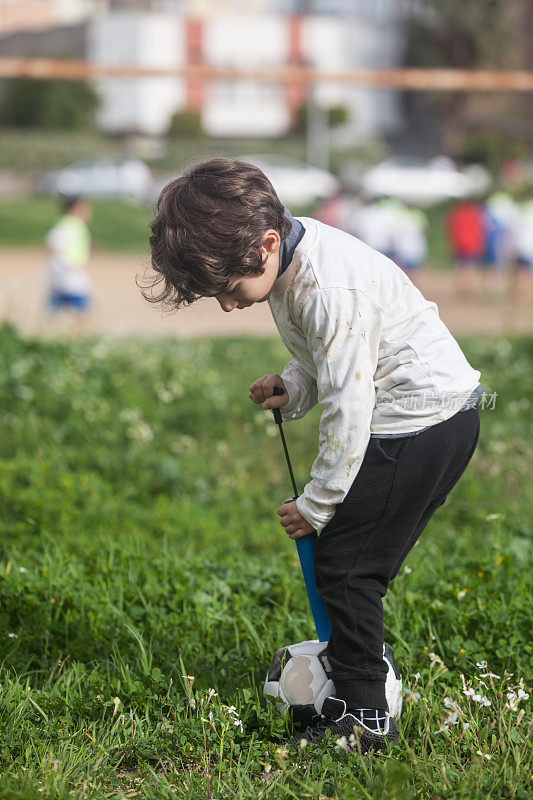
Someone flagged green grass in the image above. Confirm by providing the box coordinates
[426,202,453,271]
[0,325,531,798]
[0,198,153,253]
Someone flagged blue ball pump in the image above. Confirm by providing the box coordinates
[272,388,331,643]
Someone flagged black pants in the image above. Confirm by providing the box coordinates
[314,406,480,710]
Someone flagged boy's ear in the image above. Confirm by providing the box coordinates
[261,229,281,255]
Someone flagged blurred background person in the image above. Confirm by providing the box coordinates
[314,190,352,232]
[393,204,428,283]
[481,191,518,297]
[512,190,533,302]
[349,195,397,260]
[447,200,485,297]
[44,195,93,329]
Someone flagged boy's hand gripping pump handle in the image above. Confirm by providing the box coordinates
[272,388,331,643]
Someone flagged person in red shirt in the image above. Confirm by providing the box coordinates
[447,201,486,296]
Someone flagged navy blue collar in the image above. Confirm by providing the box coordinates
[278,208,305,277]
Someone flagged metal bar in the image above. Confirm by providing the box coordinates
[0,57,532,91]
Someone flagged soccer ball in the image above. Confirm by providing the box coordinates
[264,640,402,727]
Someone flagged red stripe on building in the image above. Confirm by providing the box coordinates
[186,17,204,110]
[286,15,306,124]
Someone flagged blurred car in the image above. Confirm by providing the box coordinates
[348,156,491,207]
[39,157,153,204]
[241,155,340,207]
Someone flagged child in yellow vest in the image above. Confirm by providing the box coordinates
[45,195,92,312]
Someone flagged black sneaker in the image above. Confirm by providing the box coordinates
[283,697,400,756]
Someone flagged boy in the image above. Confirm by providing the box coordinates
[143,158,481,754]
[45,195,92,313]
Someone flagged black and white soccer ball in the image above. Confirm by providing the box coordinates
[264,640,402,727]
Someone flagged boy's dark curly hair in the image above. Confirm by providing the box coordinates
[140,158,291,310]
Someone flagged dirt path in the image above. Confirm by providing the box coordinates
[1,247,531,339]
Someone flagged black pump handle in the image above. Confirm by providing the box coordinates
[272,386,285,424]
[271,386,299,498]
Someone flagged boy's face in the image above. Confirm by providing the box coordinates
[214,229,281,312]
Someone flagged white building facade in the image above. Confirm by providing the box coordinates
[86,8,407,140]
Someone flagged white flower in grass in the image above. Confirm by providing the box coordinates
[335,736,350,751]
[444,697,453,707]
[403,566,412,574]
[406,691,421,703]
[477,750,492,760]
[472,694,483,703]
[414,672,420,680]
[207,688,218,701]
[201,710,216,732]
[439,711,460,732]
[476,660,488,671]
[463,722,470,730]
[480,672,500,679]
[233,718,244,733]
[18,567,27,573]
[507,687,530,709]
[7,633,18,639]
[463,688,475,697]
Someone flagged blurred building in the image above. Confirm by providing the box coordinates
[0,1,408,140]
[88,9,407,139]
[0,0,105,34]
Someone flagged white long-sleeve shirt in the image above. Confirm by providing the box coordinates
[268,217,481,532]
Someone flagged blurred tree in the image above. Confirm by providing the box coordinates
[167,109,203,139]
[401,0,532,155]
[1,78,99,130]
[408,0,513,70]
[293,103,350,135]
[456,131,529,171]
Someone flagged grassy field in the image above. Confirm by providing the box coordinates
[0,325,531,799]
[0,198,153,253]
